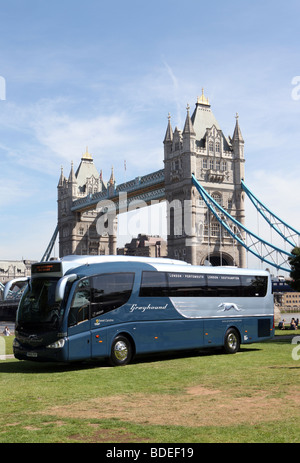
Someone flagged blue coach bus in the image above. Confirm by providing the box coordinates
[6,255,274,366]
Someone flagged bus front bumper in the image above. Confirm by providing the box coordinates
[13,337,68,362]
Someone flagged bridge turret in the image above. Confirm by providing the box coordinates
[182,104,196,153]
[57,166,65,189]
[231,113,245,211]
[232,113,244,160]
[164,93,246,268]
[68,161,78,198]
[163,113,173,159]
[57,148,110,257]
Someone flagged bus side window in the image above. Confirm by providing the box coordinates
[167,273,207,297]
[68,278,91,326]
[91,273,134,317]
[139,272,168,297]
[206,275,241,297]
[241,276,268,297]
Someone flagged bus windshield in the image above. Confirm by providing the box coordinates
[17,278,63,331]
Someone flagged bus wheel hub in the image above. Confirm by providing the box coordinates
[114,341,128,361]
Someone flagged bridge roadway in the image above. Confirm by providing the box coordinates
[71,169,166,213]
[0,300,18,322]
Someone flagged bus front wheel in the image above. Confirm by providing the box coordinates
[109,335,132,366]
[223,328,240,354]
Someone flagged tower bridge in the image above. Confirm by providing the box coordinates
[56,91,246,267]
[53,91,299,272]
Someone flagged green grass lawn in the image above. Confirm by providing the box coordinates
[0,332,299,443]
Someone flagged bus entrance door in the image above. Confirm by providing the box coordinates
[68,319,91,361]
[67,279,92,361]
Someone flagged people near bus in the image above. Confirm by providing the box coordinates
[2,326,10,336]
[290,318,297,330]
[278,319,285,330]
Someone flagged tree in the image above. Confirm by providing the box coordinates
[288,247,300,291]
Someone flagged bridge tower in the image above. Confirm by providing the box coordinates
[57,148,111,257]
[164,91,246,267]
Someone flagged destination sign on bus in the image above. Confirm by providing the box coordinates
[32,262,62,275]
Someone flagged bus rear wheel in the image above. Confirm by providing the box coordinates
[109,335,132,366]
[223,328,240,354]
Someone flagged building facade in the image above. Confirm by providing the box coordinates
[57,148,112,257]
[164,91,246,267]
[117,234,167,258]
[0,260,34,285]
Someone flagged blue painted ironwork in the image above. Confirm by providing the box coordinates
[41,225,59,262]
[192,175,292,272]
[0,281,25,301]
[241,179,300,248]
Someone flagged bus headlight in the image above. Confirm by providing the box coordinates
[46,339,65,349]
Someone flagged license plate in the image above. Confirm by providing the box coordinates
[27,352,38,358]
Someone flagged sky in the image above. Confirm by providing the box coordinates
[0,0,300,273]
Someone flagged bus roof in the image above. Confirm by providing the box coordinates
[36,255,270,279]
[60,255,189,266]
[54,255,270,278]
[39,255,190,276]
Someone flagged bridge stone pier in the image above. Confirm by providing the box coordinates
[57,92,246,267]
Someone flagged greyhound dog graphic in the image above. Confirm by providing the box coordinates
[217,302,243,312]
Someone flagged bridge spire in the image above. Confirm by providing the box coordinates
[82,146,93,161]
[163,113,173,158]
[183,104,196,135]
[68,161,76,183]
[163,113,173,144]
[58,166,65,187]
[196,88,210,106]
[108,166,115,186]
[232,112,244,143]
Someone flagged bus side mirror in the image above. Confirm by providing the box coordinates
[3,277,29,300]
[55,274,77,302]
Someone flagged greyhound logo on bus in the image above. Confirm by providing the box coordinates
[217,302,243,312]
[129,303,168,313]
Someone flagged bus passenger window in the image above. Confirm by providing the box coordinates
[139,272,168,297]
[68,279,91,326]
[91,273,134,317]
[168,273,206,297]
[206,274,241,297]
[241,276,268,297]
